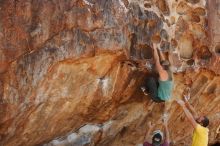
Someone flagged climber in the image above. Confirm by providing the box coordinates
[141,44,173,102]
[143,114,170,146]
[176,94,209,146]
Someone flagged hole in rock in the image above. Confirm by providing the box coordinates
[186,59,194,66]
[199,46,212,60]
[215,44,220,55]
[130,33,137,58]
[206,83,217,94]
[139,44,153,59]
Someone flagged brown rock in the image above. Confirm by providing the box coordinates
[156,0,170,16]
[191,23,206,39]
[170,16,176,25]
[160,41,170,52]
[160,29,169,40]
[144,3,151,8]
[0,61,10,74]
[186,59,195,65]
[178,33,194,59]
[165,19,171,27]
[193,7,206,16]
[139,44,153,59]
[171,38,178,49]
[122,0,129,8]
[186,0,200,4]
[0,1,220,146]
[190,13,201,23]
[197,45,212,60]
[147,19,157,29]
[215,44,220,55]
[176,1,191,15]
[175,16,189,40]
[151,34,161,44]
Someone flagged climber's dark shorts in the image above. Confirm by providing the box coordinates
[144,77,165,103]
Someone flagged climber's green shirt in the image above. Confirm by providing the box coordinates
[157,79,173,101]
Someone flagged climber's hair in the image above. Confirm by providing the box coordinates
[162,64,169,71]
[201,116,209,127]
[161,60,170,71]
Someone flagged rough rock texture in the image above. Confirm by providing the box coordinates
[0,0,220,146]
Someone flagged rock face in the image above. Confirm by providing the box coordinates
[0,0,219,146]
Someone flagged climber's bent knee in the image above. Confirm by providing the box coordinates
[151,96,165,103]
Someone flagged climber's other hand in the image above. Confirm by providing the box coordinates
[184,94,190,102]
[176,99,185,106]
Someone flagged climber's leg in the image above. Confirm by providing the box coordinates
[144,77,164,103]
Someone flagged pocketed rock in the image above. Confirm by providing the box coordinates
[186,12,201,23]
[147,19,157,29]
[156,0,170,16]
[192,7,206,16]
[176,1,191,15]
[197,45,212,60]
[186,0,200,4]
[170,16,176,25]
[151,34,161,44]
[139,44,153,59]
[190,23,206,39]
[144,3,151,8]
[171,38,178,49]
[160,41,170,52]
[178,33,194,59]
[175,16,189,40]
[0,0,220,146]
[160,29,169,41]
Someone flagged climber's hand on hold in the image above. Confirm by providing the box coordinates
[176,99,185,107]
[184,94,190,102]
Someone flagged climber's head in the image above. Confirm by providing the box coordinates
[161,60,170,70]
[196,116,209,127]
[152,130,163,146]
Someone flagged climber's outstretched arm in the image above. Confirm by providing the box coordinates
[176,99,197,129]
[153,44,168,81]
[158,50,166,61]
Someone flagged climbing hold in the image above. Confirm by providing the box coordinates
[147,19,157,29]
[178,33,193,59]
[176,1,191,15]
[215,44,220,55]
[198,46,212,60]
[186,59,195,66]
[175,16,189,40]
[151,34,161,44]
[156,0,170,16]
[186,0,200,4]
[160,41,170,52]
[139,44,153,59]
[193,7,206,16]
[160,29,169,41]
[144,3,151,8]
[190,13,200,23]
[170,16,176,25]
[171,38,178,49]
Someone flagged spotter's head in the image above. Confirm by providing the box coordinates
[196,116,209,127]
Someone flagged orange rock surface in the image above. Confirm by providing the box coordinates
[0,0,219,146]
